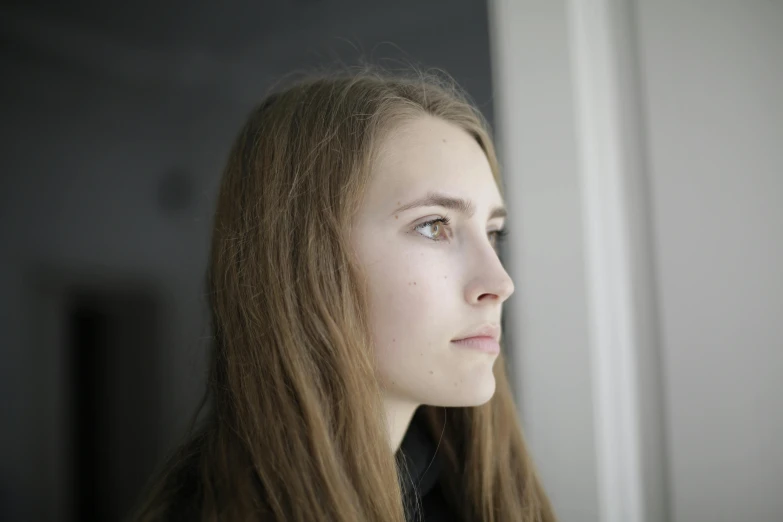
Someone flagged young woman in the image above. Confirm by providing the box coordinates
[132,67,556,522]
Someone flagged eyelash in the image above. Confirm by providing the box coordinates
[491,228,509,245]
[415,216,452,241]
[415,216,508,246]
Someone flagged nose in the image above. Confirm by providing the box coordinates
[463,243,515,305]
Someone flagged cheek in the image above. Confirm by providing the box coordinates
[364,252,456,376]
[359,244,497,406]
[366,251,452,340]
[355,229,462,347]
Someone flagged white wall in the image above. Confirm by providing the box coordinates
[490,1,783,521]
[637,2,783,521]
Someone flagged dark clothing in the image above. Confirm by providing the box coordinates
[395,408,457,522]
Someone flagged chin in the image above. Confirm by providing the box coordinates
[426,376,497,408]
[461,385,497,407]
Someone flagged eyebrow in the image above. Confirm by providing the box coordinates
[391,191,507,220]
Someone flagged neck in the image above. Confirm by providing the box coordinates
[383,395,420,452]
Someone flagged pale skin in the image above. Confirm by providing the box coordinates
[350,115,515,452]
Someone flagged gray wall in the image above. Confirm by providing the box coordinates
[0,2,495,520]
[489,1,783,521]
[638,2,783,521]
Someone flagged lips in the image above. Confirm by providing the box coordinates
[451,323,501,342]
[451,336,500,354]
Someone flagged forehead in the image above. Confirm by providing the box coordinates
[367,116,501,211]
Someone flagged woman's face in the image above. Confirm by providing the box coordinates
[351,115,514,410]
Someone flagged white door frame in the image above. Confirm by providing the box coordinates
[489,1,669,521]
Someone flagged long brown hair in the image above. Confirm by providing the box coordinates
[131,66,556,522]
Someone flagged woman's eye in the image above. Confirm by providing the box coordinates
[415,217,451,241]
[488,228,509,249]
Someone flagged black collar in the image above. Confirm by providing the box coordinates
[395,408,442,500]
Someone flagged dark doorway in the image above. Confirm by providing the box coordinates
[66,286,161,522]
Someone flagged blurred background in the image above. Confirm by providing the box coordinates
[0,1,780,521]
